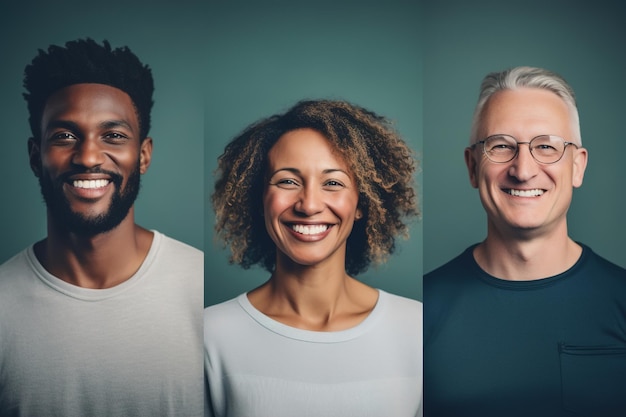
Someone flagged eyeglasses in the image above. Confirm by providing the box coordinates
[470,134,579,164]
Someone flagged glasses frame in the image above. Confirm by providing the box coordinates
[470,134,579,164]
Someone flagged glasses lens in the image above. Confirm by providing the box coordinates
[484,135,517,162]
[530,135,565,163]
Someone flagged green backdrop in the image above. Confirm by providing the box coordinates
[423,0,626,273]
[204,0,424,306]
[1,1,623,308]
[0,0,207,264]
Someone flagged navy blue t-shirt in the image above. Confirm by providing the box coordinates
[424,244,626,417]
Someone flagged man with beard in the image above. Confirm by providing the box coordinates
[0,39,204,417]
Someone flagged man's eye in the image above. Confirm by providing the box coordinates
[104,132,128,142]
[490,144,515,151]
[536,144,557,151]
[54,132,74,139]
[49,132,77,143]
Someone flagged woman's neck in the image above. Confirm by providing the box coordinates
[247,255,378,331]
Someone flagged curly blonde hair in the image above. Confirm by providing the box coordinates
[213,99,418,276]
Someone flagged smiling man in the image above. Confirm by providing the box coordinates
[0,39,203,416]
[424,67,626,416]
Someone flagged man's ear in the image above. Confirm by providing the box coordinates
[28,137,41,178]
[572,146,588,188]
[464,147,479,189]
[139,137,153,174]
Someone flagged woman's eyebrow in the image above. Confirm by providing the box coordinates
[322,168,349,175]
[269,167,349,176]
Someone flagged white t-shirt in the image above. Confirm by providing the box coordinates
[204,290,423,417]
[0,231,204,417]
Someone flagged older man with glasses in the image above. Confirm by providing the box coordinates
[424,66,626,417]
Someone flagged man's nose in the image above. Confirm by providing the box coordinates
[72,139,105,168]
[508,143,539,181]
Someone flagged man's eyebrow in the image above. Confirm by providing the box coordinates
[99,119,134,131]
[44,119,134,133]
[44,120,80,132]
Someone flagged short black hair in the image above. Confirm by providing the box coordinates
[23,38,154,141]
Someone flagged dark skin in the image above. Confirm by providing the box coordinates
[27,83,153,289]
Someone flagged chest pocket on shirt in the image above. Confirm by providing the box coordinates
[559,343,626,416]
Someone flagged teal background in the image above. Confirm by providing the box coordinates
[205,0,423,307]
[2,1,621,306]
[424,0,626,273]
[0,0,207,262]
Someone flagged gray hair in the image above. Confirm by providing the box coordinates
[469,66,581,145]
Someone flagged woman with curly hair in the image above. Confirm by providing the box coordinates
[205,99,422,417]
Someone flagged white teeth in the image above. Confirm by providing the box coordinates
[508,189,544,197]
[291,224,330,235]
[73,179,110,189]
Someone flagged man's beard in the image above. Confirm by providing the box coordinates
[38,162,141,236]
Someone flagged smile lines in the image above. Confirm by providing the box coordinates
[505,188,545,197]
[291,224,331,235]
[72,179,110,189]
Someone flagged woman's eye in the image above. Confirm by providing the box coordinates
[274,179,300,188]
[324,180,344,188]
